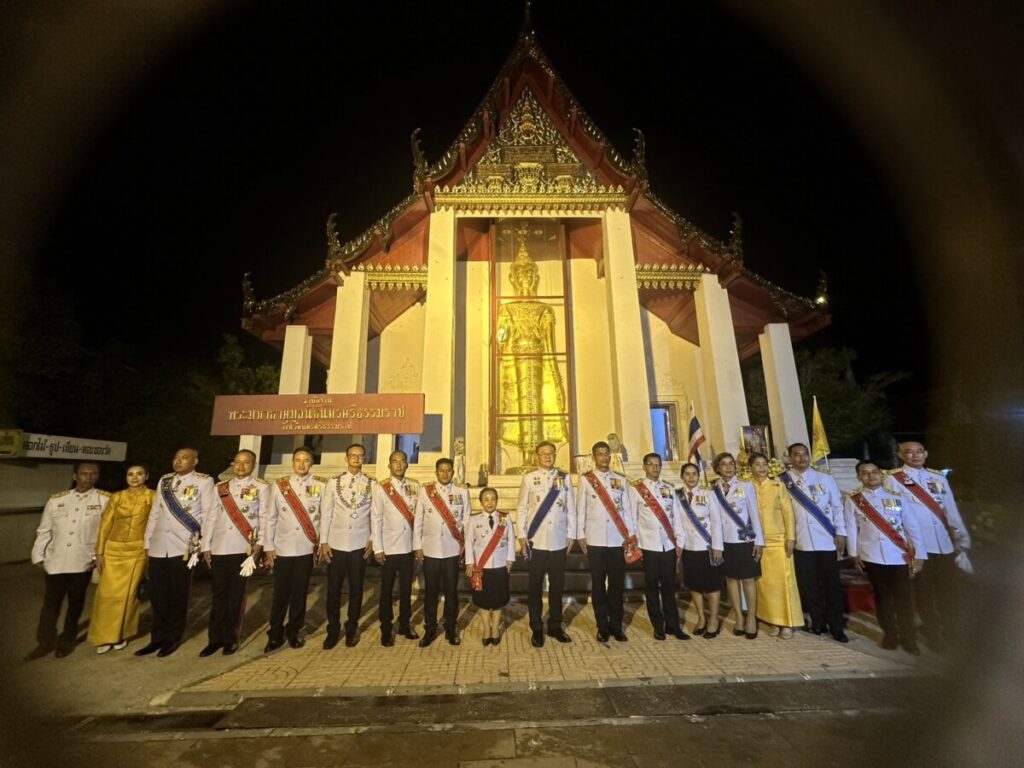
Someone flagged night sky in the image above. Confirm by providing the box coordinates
[25,1,920,421]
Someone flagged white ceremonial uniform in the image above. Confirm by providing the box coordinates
[784,467,846,551]
[203,476,269,555]
[629,478,684,552]
[575,469,637,546]
[678,487,725,552]
[145,471,218,557]
[371,476,419,555]
[886,466,970,555]
[516,468,574,550]
[464,511,517,569]
[716,479,765,546]
[263,475,324,556]
[414,481,469,559]
[845,485,928,566]
[32,488,110,574]
[320,470,374,552]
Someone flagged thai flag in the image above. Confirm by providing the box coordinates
[688,402,706,464]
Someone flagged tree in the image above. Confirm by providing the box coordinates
[746,347,907,455]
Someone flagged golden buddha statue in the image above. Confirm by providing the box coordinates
[496,237,569,473]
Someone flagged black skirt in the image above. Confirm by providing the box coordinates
[722,541,762,580]
[681,548,724,594]
[471,566,510,610]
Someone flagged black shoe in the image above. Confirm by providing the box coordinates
[446,633,460,646]
[692,624,707,637]
[264,638,284,653]
[531,630,545,648]
[399,627,420,640]
[803,624,825,636]
[900,640,921,655]
[157,642,180,657]
[482,637,493,647]
[24,644,55,662]
[55,639,75,658]
[492,633,502,646]
[670,629,692,641]
[289,635,306,649]
[323,634,340,650]
[880,636,899,650]
[744,631,758,640]
[612,630,628,642]
[419,629,438,648]
[703,626,721,640]
[344,631,358,648]
[653,631,666,641]
[596,631,610,642]
[547,629,572,644]
[199,643,222,657]
[134,641,162,657]
[222,643,239,655]
[733,628,746,637]
[830,631,849,644]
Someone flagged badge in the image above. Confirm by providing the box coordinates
[358,484,369,496]
[660,487,672,498]
[241,486,259,502]
[734,488,745,498]
[308,485,321,497]
[87,504,102,510]
[183,485,198,500]
[926,481,942,494]
[610,479,622,491]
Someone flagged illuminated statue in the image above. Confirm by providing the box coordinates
[496,237,569,473]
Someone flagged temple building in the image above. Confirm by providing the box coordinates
[241,23,829,483]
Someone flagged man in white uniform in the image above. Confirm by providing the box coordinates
[372,450,420,646]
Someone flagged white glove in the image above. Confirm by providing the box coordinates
[239,555,257,577]
[187,550,199,570]
[954,550,973,575]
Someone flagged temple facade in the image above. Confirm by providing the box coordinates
[241,26,828,483]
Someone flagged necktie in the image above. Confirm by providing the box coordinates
[488,514,494,530]
[687,491,693,504]
[722,482,730,496]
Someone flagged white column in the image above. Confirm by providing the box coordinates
[278,324,313,459]
[694,273,749,455]
[323,272,371,465]
[759,323,809,458]
[419,208,457,464]
[375,433,395,479]
[602,209,655,456]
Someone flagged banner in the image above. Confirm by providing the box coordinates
[210,393,424,436]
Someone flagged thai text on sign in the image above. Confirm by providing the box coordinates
[210,394,425,436]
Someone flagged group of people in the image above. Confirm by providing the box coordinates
[26,436,968,661]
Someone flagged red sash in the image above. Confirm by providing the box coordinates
[583,472,641,563]
[471,516,507,591]
[381,479,415,529]
[891,470,959,549]
[424,483,464,545]
[217,481,255,544]
[277,477,318,545]
[850,492,914,564]
[633,481,677,546]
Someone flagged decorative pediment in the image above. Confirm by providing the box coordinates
[434,88,626,212]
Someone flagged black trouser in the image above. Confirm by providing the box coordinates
[208,553,248,646]
[326,547,366,637]
[268,554,314,642]
[379,551,414,631]
[36,571,91,646]
[422,555,459,635]
[148,555,192,647]
[865,561,916,644]
[588,545,626,634]
[914,551,959,642]
[794,549,844,632]
[642,548,681,634]
[528,547,567,634]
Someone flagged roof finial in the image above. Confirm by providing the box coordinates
[521,0,533,37]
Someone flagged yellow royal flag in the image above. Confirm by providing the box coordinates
[811,396,831,463]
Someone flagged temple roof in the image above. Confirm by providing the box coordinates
[242,17,829,363]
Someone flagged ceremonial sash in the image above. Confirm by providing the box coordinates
[634,481,677,546]
[471,517,508,591]
[526,473,566,540]
[381,480,415,529]
[583,472,641,563]
[678,490,712,547]
[780,472,836,537]
[217,481,255,544]
[160,477,201,536]
[424,483,464,545]
[713,483,755,542]
[891,471,960,549]
[276,478,318,545]
[850,492,914,564]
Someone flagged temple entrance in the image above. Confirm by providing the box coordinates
[650,403,679,461]
[490,219,575,474]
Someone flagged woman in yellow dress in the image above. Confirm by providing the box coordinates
[750,453,803,638]
[88,464,154,653]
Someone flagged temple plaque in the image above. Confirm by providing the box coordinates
[211,393,424,436]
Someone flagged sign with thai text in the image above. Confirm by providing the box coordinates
[4,432,128,462]
[210,393,425,436]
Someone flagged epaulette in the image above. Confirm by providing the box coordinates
[314,475,328,483]
[50,489,71,499]
[161,472,174,479]
[470,508,485,515]
[255,477,269,484]
[97,489,112,497]
[195,471,211,478]
[925,467,945,477]
[813,466,832,475]
[458,482,471,489]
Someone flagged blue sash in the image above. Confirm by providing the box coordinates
[527,472,567,540]
[780,471,836,537]
[160,476,201,536]
[678,490,712,547]
[712,483,755,542]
